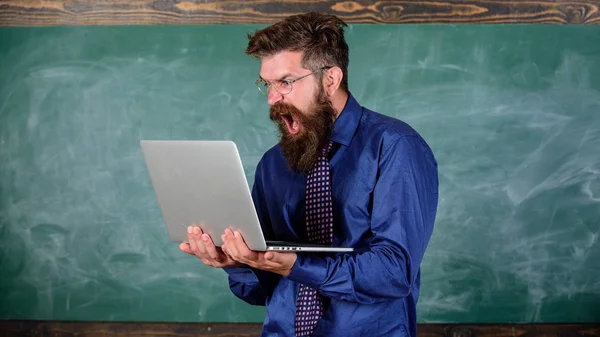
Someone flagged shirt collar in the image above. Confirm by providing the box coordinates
[331,92,362,147]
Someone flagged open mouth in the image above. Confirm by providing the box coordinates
[281,114,301,135]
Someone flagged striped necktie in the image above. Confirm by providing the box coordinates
[295,141,334,336]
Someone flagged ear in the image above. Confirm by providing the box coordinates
[322,66,343,98]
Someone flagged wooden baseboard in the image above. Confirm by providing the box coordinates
[0,320,598,337]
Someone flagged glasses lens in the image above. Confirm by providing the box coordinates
[277,80,292,95]
[256,79,268,95]
[256,79,295,95]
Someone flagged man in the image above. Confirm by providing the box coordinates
[180,12,438,337]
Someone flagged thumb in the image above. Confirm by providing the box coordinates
[265,251,291,264]
[179,242,191,254]
[264,251,277,261]
[221,245,233,260]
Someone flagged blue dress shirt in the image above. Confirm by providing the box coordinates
[224,94,439,337]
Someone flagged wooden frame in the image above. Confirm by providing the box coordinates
[1,0,598,335]
[1,0,600,26]
[0,321,598,337]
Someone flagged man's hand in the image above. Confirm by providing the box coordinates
[221,228,297,276]
[180,226,241,268]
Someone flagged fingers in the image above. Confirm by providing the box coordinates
[222,229,260,267]
[220,229,296,275]
[232,230,254,261]
[263,251,297,276]
[182,225,240,268]
[184,226,295,274]
[202,233,223,262]
[179,242,192,254]
[221,229,239,260]
[220,244,229,257]
[263,251,284,264]
[187,226,207,256]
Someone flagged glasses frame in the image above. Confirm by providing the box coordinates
[255,66,332,96]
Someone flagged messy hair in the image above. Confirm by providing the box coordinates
[246,12,349,92]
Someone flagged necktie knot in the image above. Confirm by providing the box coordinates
[319,140,334,160]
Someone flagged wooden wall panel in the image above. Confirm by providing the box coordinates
[1,0,600,26]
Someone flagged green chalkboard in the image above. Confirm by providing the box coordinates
[0,24,599,323]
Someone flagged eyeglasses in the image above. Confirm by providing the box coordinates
[255,66,332,96]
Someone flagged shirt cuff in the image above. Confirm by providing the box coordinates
[286,254,327,289]
[223,265,259,283]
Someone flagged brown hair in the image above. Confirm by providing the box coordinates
[246,12,349,92]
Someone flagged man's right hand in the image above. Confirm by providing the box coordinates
[180,226,241,268]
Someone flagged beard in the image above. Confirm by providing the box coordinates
[269,89,336,173]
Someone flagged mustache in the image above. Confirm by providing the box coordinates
[269,103,300,121]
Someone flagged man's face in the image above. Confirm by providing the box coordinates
[260,51,336,173]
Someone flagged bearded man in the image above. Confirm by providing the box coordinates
[180,12,439,337]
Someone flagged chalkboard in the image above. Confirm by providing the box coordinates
[0,24,599,323]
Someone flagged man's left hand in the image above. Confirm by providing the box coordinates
[221,228,297,276]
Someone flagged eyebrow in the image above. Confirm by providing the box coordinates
[259,72,293,81]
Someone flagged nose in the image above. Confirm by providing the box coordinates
[267,87,283,105]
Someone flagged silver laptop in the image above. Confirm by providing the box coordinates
[140,140,353,253]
